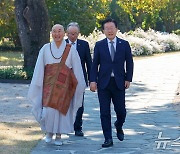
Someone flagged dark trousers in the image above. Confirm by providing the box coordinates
[74,95,84,131]
[98,77,126,140]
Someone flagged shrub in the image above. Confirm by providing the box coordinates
[83,28,180,55]
[1,28,180,80]
[0,39,22,51]
[0,66,33,80]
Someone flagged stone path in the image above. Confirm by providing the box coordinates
[0,52,180,154]
[0,83,33,122]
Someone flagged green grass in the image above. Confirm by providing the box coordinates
[0,51,33,80]
[0,51,23,66]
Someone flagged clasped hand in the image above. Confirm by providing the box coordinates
[90,82,97,92]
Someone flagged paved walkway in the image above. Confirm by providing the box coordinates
[0,52,180,154]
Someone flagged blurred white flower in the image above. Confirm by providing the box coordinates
[78,28,180,56]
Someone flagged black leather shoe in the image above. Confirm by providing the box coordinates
[116,129,124,141]
[75,130,84,136]
[114,122,124,141]
[102,139,113,148]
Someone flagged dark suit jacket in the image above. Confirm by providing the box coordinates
[66,39,92,85]
[90,37,134,90]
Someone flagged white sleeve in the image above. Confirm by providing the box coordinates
[27,45,45,122]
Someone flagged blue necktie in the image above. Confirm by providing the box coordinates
[110,41,115,61]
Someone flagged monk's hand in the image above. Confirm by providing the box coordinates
[125,81,130,89]
[90,82,97,92]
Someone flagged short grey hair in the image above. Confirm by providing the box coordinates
[67,22,80,32]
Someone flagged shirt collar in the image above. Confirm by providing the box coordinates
[68,39,77,45]
[107,37,117,44]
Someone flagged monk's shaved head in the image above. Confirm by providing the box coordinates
[51,24,65,45]
[52,24,64,32]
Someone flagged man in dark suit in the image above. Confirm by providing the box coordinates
[66,22,92,136]
[90,18,134,147]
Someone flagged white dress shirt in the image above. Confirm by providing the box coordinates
[68,39,77,50]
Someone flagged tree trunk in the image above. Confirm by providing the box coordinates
[14,0,50,69]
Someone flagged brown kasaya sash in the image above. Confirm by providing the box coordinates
[42,44,78,115]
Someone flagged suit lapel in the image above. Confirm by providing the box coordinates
[114,37,123,59]
[116,37,122,51]
[77,39,81,52]
[103,38,112,60]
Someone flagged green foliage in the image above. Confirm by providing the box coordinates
[0,66,33,80]
[173,29,180,35]
[159,0,180,32]
[0,0,20,46]
[0,39,22,51]
[0,46,22,51]
[0,51,33,80]
[108,0,133,32]
[0,51,23,66]
[116,0,169,30]
[0,0,179,48]
[45,0,108,35]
